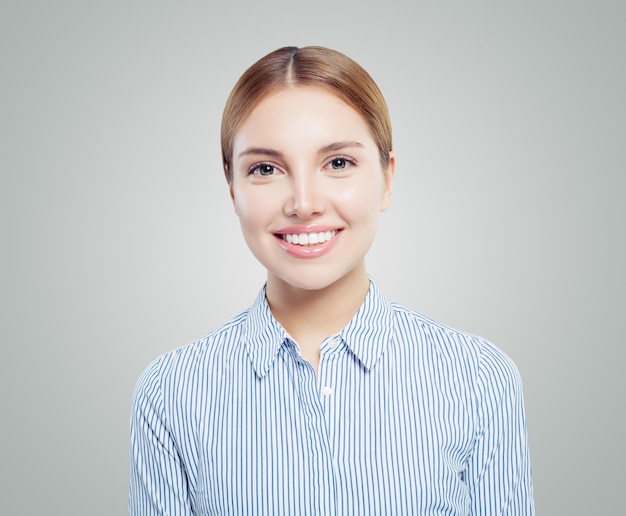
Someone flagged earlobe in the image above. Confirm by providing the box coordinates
[380,152,396,212]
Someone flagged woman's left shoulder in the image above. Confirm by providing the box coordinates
[390,302,521,381]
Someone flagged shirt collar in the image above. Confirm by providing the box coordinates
[340,278,395,370]
[242,286,289,379]
[242,278,395,378]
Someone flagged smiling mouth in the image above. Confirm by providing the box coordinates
[279,230,338,246]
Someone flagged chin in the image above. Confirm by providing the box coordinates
[267,259,366,293]
[274,273,340,292]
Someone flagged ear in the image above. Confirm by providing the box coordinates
[379,152,396,212]
[229,182,240,216]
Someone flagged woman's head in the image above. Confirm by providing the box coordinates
[221,46,392,183]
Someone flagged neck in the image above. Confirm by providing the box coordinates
[266,264,370,361]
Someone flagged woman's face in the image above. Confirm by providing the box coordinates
[230,86,394,292]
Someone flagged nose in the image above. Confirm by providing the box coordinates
[283,173,325,219]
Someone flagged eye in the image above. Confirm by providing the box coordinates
[325,157,355,171]
[249,163,277,176]
[331,158,347,169]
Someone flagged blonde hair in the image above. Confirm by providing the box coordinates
[221,46,392,183]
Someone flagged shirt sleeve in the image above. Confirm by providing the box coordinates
[129,357,193,515]
[467,342,535,515]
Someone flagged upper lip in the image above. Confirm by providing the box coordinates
[274,224,341,235]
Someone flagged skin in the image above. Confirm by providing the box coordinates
[230,86,395,372]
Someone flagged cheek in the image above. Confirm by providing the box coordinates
[232,187,261,222]
[332,179,385,221]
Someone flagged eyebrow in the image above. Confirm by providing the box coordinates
[237,147,283,159]
[237,141,365,159]
[319,140,365,153]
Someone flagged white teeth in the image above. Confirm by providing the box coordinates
[282,230,337,246]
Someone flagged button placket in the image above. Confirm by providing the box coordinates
[318,340,338,401]
[327,336,340,350]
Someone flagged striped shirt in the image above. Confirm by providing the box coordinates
[129,280,534,514]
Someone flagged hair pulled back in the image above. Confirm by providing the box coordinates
[221,46,392,183]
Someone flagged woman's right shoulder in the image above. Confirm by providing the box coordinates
[137,309,251,388]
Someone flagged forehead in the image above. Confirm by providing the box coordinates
[233,86,374,152]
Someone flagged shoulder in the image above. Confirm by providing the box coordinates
[390,302,521,386]
[134,309,250,395]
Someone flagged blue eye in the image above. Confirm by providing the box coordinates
[250,164,276,176]
[331,158,347,169]
[326,157,354,171]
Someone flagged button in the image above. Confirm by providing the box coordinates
[321,386,333,396]
[328,337,340,349]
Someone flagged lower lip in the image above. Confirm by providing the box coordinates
[275,232,341,259]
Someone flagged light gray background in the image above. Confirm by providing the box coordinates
[1,1,624,514]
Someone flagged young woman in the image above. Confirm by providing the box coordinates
[130,46,534,514]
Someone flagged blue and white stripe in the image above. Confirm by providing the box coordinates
[130,280,534,514]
